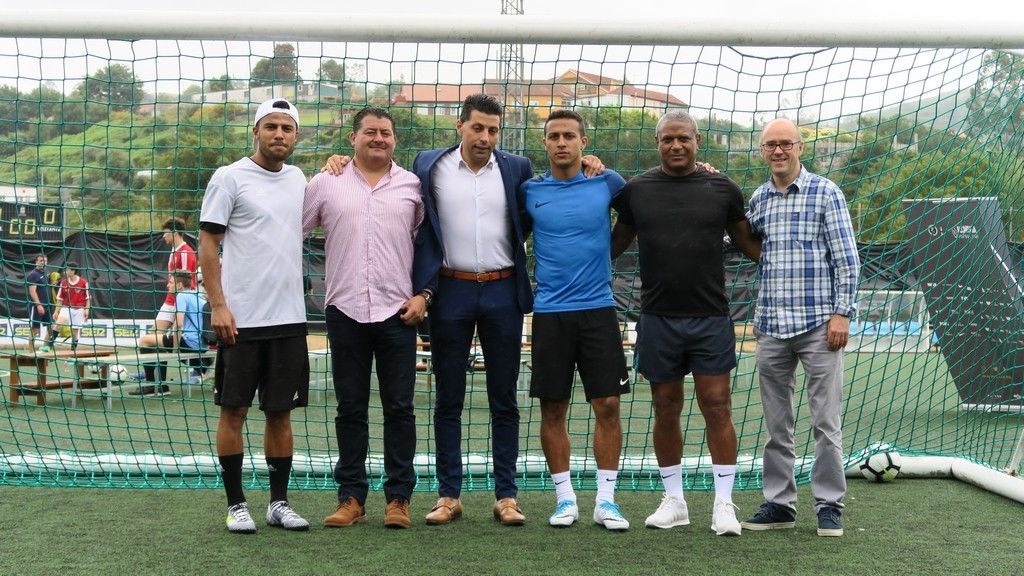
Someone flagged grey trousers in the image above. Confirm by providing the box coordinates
[756,322,846,513]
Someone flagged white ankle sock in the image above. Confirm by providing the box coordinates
[712,464,736,503]
[596,469,618,504]
[659,464,685,500]
[551,471,576,503]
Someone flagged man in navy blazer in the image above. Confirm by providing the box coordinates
[411,94,535,526]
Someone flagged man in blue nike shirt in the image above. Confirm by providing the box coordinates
[520,109,631,531]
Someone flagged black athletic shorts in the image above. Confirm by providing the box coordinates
[529,307,629,402]
[636,314,737,383]
[214,333,309,412]
[28,305,53,327]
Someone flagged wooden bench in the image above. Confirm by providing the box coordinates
[2,349,114,405]
[66,349,216,408]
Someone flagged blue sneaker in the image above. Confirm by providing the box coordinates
[740,502,796,531]
[548,499,579,527]
[816,506,843,537]
[593,500,629,531]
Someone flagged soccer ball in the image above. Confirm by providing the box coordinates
[859,451,902,482]
[108,364,128,382]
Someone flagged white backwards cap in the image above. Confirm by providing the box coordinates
[254,98,299,128]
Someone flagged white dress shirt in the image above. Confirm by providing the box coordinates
[433,149,514,272]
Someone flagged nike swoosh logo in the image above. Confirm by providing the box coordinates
[716,473,735,478]
[603,478,616,482]
[660,473,677,479]
[619,378,629,386]
[554,480,568,485]
[534,200,553,208]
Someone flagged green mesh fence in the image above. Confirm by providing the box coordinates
[1,40,1023,493]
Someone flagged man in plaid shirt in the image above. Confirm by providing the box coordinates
[741,118,860,538]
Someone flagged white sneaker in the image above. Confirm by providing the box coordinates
[712,499,742,536]
[267,500,310,531]
[644,493,690,529]
[549,499,579,527]
[226,502,256,534]
[593,500,629,531]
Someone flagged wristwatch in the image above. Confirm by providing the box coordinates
[418,290,433,307]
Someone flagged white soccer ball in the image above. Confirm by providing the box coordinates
[859,450,902,482]
[108,364,128,382]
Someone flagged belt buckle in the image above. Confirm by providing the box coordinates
[475,271,485,282]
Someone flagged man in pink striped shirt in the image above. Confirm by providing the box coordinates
[304,107,428,531]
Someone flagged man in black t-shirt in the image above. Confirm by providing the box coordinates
[26,253,54,353]
[611,111,760,535]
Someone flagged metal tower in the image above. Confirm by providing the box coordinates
[497,0,527,154]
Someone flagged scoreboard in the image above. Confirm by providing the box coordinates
[0,202,64,242]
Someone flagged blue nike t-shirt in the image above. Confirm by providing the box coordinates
[522,169,626,313]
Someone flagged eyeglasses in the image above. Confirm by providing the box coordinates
[760,141,801,151]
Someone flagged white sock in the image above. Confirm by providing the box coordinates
[659,464,685,501]
[551,471,576,504]
[596,469,618,504]
[712,464,737,503]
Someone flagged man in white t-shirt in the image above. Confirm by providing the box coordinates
[198,98,310,535]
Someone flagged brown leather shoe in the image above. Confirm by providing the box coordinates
[492,497,526,526]
[425,496,463,525]
[324,496,366,527]
[384,498,412,529]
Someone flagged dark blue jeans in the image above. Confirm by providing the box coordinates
[430,276,523,499]
[326,306,417,504]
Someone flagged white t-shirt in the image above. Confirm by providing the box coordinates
[200,157,307,329]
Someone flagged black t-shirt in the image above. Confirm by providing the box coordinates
[612,166,746,317]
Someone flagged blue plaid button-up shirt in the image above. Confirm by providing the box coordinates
[746,167,860,339]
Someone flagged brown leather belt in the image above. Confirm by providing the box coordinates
[440,267,514,282]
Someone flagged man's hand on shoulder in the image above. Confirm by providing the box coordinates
[697,161,719,174]
[581,155,605,177]
[321,155,352,175]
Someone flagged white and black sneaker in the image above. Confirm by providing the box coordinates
[267,500,310,531]
[226,502,257,534]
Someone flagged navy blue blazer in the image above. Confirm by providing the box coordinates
[411,145,535,315]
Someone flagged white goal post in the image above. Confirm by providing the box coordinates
[0,6,1023,47]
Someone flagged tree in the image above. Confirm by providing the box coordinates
[250,43,301,88]
[969,51,1024,147]
[317,59,346,83]
[206,75,237,93]
[180,84,203,101]
[70,64,146,110]
[149,103,249,215]
[368,75,405,105]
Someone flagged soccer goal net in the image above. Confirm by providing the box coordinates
[1,11,1024,492]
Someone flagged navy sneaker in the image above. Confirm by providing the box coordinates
[740,502,796,531]
[816,506,843,537]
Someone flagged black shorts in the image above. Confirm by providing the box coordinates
[530,307,629,402]
[636,314,737,383]
[28,305,53,327]
[214,333,309,412]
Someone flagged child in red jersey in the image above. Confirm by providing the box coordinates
[49,261,90,351]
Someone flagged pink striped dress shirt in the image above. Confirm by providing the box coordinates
[302,161,424,324]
